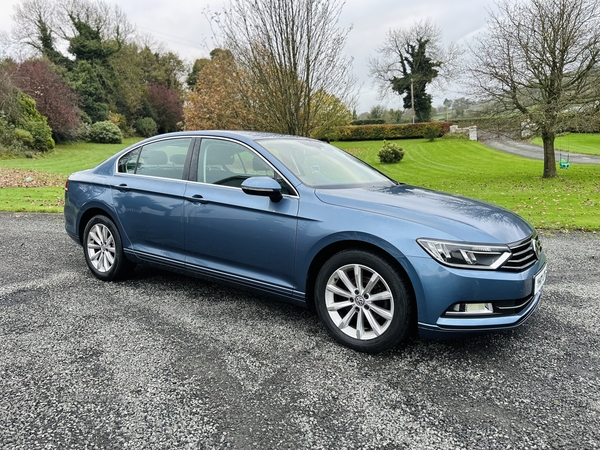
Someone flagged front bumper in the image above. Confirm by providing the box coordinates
[406,254,546,339]
[417,287,543,339]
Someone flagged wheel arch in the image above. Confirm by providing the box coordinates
[304,239,419,320]
[77,205,123,246]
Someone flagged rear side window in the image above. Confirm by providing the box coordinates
[118,138,192,180]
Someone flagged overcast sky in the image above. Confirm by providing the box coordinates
[0,0,497,112]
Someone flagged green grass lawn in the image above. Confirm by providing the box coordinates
[0,138,142,175]
[531,133,600,156]
[1,136,598,230]
[334,138,600,231]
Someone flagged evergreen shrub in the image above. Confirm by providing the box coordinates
[135,117,158,138]
[378,140,404,164]
[423,124,441,142]
[89,121,123,144]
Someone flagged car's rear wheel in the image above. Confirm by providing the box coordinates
[315,250,412,353]
[83,215,134,281]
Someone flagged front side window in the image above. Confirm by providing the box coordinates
[117,138,192,180]
[197,139,292,193]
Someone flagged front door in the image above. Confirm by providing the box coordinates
[183,138,299,293]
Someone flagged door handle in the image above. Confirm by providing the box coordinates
[114,183,130,191]
[185,194,208,204]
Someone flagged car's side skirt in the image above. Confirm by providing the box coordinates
[124,249,307,307]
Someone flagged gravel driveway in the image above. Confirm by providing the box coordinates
[1,213,599,449]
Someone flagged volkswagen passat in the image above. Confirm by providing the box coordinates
[64,131,546,353]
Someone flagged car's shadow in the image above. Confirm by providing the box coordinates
[112,264,536,361]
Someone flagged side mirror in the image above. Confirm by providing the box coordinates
[241,176,283,203]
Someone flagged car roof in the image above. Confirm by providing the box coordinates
[152,130,314,143]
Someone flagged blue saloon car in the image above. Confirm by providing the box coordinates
[64,131,546,353]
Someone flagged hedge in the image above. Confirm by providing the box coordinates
[350,119,386,125]
[333,122,452,141]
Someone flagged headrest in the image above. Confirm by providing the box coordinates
[205,144,237,165]
[145,150,168,165]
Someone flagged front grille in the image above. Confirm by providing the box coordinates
[501,235,539,271]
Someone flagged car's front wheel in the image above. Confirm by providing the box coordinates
[83,215,134,281]
[315,250,413,353]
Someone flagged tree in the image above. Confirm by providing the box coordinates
[452,97,472,118]
[369,105,385,119]
[108,42,145,120]
[0,61,19,118]
[14,58,81,141]
[186,49,226,90]
[186,57,211,90]
[184,50,251,131]
[384,108,403,124]
[309,89,352,139]
[143,50,186,90]
[469,0,600,178]
[214,0,356,136]
[145,84,183,133]
[10,0,57,56]
[369,19,460,123]
[11,0,136,123]
[11,0,133,58]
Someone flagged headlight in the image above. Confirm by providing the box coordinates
[417,238,512,270]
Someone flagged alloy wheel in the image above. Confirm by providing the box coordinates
[86,223,116,273]
[324,263,394,340]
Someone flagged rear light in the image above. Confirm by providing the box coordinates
[64,180,69,192]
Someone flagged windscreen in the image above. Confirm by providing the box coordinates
[256,138,396,188]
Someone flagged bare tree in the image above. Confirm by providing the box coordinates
[55,0,134,46]
[213,0,356,136]
[10,0,59,56]
[369,19,462,122]
[469,0,600,178]
[0,65,19,118]
[11,0,134,58]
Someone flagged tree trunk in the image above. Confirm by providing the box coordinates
[541,127,557,178]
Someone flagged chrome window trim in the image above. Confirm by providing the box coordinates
[114,135,299,198]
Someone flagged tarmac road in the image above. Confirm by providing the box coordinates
[0,212,599,449]
[479,134,600,165]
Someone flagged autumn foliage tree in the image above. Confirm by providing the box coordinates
[214,0,355,136]
[184,50,251,131]
[14,59,81,141]
[145,84,183,133]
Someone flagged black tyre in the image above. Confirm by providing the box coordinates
[83,215,135,281]
[315,250,413,353]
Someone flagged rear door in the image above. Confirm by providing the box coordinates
[112,137,193,264]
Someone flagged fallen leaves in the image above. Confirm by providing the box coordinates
[0,167,65,188]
